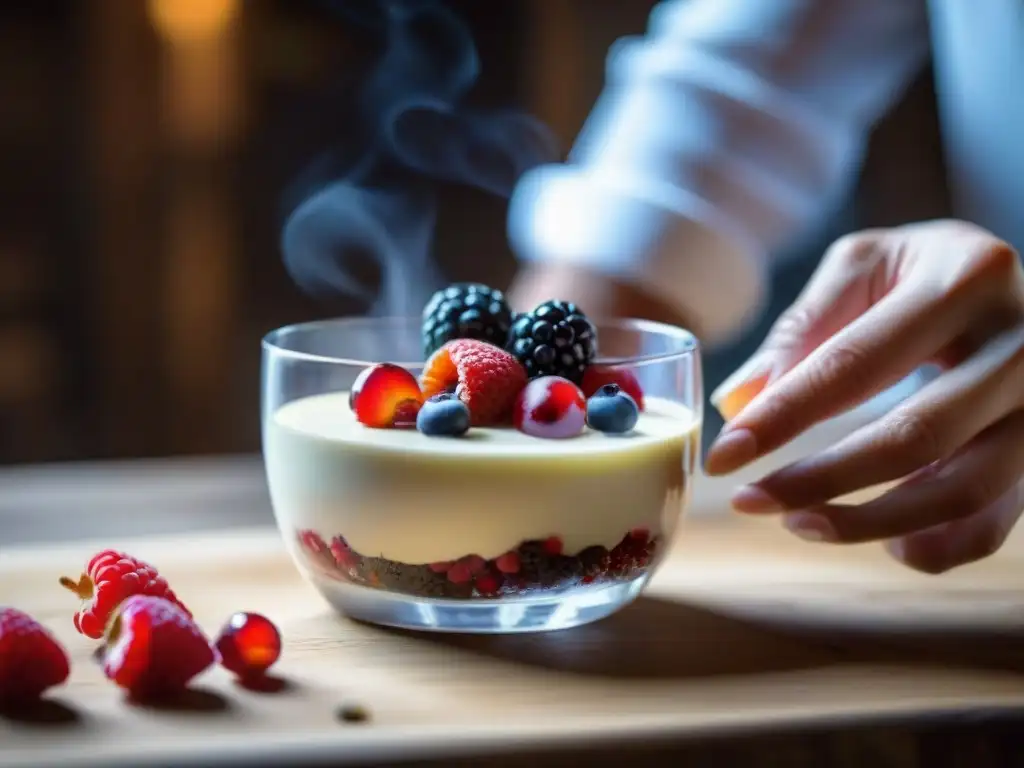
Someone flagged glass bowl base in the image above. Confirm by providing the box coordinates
[313,576,649,633]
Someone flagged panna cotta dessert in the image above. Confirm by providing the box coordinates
[263,284,700,605]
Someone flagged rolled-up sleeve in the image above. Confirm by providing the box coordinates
[508,0,930,345]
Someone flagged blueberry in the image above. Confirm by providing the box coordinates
[586,391,639,434]
[595,383,621,398]
[417,394,471,437]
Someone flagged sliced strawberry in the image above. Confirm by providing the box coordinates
[349,363,423,429]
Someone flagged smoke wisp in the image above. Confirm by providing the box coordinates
[281,0,559,316]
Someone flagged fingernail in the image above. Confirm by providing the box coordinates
[711,357,775,422]
[705,428,758,475]
[783,513,836,543]
[885,538,905,561]
[731,485,782,514]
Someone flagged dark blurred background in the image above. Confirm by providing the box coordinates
[0,0,949,466]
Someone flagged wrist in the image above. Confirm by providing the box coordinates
[509,263,701,339]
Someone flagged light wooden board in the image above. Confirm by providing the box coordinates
[2,515,1023,767]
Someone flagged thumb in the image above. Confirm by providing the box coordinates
[712,232,891,421]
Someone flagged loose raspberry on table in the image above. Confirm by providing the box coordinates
[0,607,70,704]
[100,595,216,698]
[60,550,191,640]
[420,339,527,425]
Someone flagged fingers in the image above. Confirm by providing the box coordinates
[776,409,1024,547]
[707,259,996,478]
[888,480,1024,574]
[711,232,888,420]
[707,224,1019,477]
[733,325,1024,511]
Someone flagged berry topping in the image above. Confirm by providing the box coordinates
[581,365,645,410]
[542,536,564,556]
[0,607,70,704]
[100,595,217,698]
[330,536,358,569]
[349,363,424,429]
[416,393,471,436]
[420,339,527,425]
[60,550,191,639]
[586,384,640,434]
[422,283,514,357]
[507,300,597,383]
[445,561,472,584]
[494,551,521,574]
[214,612,282,678]
[513,376,586,439]
[473,573,500,596]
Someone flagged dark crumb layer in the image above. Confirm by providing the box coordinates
[295,528,660,600]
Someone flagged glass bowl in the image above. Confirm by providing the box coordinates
[262,317,701,633]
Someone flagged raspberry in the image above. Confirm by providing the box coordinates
[60,550,191,639]
[581,366,645,410]
[0,607,70,703]
[420,339,527,425]
[100,595,216,698]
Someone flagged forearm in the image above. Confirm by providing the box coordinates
[509,0,930,346]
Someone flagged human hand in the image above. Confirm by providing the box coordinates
[707,220,1024,573]
[507,262,695,333]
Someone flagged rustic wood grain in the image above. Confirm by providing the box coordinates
[2,504,1023,767]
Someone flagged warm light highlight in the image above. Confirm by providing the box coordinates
[714,372,769,422]
[147,0,240,42]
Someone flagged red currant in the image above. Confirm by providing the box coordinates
[513,376,586,439]
[215,612,282,678]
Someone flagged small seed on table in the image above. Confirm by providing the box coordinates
[337,703,370,723]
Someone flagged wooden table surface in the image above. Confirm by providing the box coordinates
[1,455,1023,768]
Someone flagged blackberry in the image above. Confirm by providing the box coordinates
[506,300,597,383]
[421,283,513,357]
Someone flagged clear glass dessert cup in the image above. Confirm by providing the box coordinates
[261,317,702,634]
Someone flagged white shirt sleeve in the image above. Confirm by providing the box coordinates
[507,0,931,346]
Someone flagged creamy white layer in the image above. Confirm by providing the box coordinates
[265,392,699,563]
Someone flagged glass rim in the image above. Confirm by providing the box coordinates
[262,315,700,368]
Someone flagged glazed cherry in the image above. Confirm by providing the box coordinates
[513,376,586,439]
[349,363,423,429]
[214,612,282,678]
